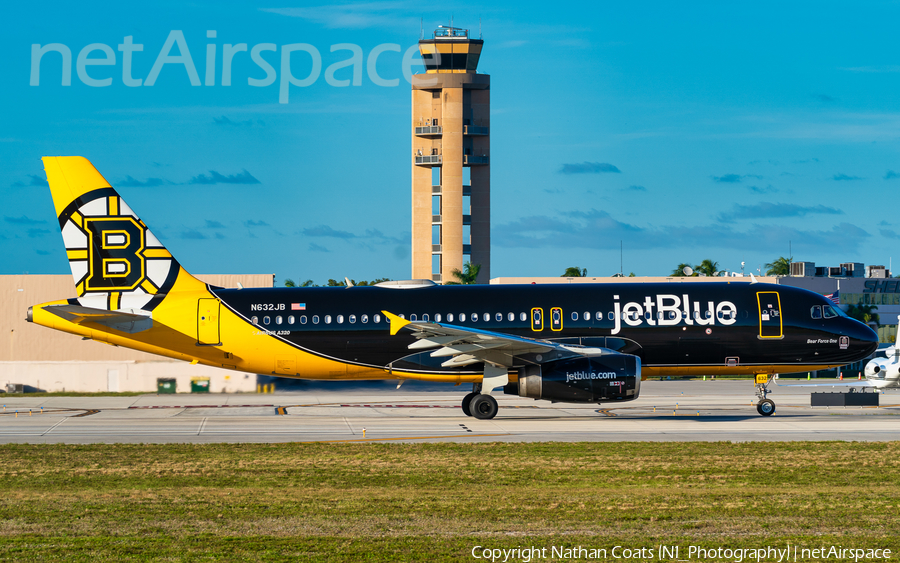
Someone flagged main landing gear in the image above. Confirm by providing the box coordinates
[754,374,776,416]
[461,384,499,420]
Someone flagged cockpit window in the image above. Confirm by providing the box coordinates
[823,305,839,319]
[811,305,822,319]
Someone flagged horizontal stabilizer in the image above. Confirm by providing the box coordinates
[43,304,153,334]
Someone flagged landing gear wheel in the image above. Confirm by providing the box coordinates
[757,399,776,416]
[470,394,499,420]
[461,392,477,417]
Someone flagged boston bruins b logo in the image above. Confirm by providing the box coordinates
[84,217,146,291]
[58,188,179,311]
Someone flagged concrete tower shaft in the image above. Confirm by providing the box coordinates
[411,25,490,284]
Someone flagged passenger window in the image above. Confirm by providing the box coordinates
[657,312,663,320]
[275,316,283,325]
[349,315,356,323]
[471,314,477,323]
[644,312,651,320]
[410,314,417,321]
[608,312,614,321]
[448,313,455,322]
[373,314,381,323]
[263,316,270,325]
[693,311,700,320]
[337,315,344,324]
[288,315,295,324]
[583,312,589,321]
[423,314,430,322]
[324,315,332,324]
[251,316,259,325]
[823,305,838,319]
[312,315,319,324]
[496,313,503,322]
[508,313,514,321]
[811,306,822,319]
[595,312,602,321]
[399,314,405,319]
[571,312,578,321]
[300,315,307,324]
[520,312,527,322]
[483,313,490,322]
[435,313,441,322]
[459,313,465,322]
[361,314,368,323]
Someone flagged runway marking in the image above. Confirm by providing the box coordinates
[275,407,288,415]
[128,404,275,409]
[595,409,617,417]
[459,424,473,433]
[72,410,100,417]
[300,433,508,443]
[197,417,207,435]
[41,418,67,436]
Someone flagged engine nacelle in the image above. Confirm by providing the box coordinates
[507,354,641,403]
[865,357,900,388]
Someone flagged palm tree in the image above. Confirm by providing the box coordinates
[695,259,719,277]
[284,278,315,287]
[561,267,587,277]
[765,256,792,276]
[671,263,695,277]
[446,262,481,284]
[846,304,880,326]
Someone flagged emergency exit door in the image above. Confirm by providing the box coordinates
[756,291,783,339]
[197,298,221,345]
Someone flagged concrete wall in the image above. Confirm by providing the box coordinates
[1,361,256,393]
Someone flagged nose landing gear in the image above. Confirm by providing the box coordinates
[754,374,776,416]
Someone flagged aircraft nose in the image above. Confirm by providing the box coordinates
[848,319,878,357]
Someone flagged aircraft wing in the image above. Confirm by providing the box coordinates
[382,310,612,368]
[42,304,153,334]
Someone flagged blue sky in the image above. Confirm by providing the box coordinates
[2,1,899,283]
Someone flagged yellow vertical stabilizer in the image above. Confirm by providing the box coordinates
[41,156,206,308]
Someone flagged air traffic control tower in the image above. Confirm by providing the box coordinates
[411,25,490,284]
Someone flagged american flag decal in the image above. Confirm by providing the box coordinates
[292,303,306,311]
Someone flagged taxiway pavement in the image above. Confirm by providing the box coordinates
[0,380,896,444]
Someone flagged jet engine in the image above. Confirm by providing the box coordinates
[506,354,641,403]
[864,345,900,388]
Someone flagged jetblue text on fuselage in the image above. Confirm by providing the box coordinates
[611,294,737,335]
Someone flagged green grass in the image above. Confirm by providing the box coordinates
[0,442,898,561]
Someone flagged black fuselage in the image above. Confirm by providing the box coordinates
[212,281,878,377]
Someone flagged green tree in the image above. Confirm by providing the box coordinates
[356,278,391,286]
[695,259,719,277]
[284,278,315,287]
[446,262,481,285]
[671,263,695,277]
[562,267,587,277]
[765,256,792,276]
[846,304,880,326]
